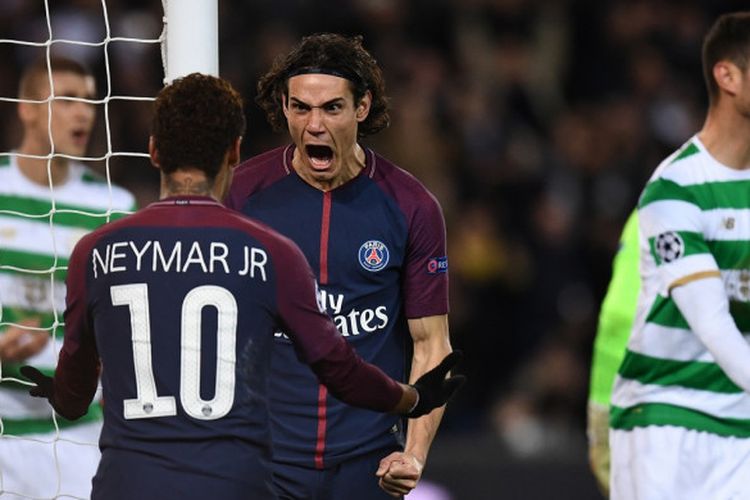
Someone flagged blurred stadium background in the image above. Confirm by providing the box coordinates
[1,1,748,498]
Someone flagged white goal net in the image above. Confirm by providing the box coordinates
[0,1,217,498]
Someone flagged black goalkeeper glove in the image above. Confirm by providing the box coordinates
[21,365,89,420]
[407,351,466,418]
[20,365,56,407]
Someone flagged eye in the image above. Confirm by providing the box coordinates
[290,102,309,113]
[324,102,343,113]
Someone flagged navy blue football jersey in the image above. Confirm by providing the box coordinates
[226,145,449,469]
[54,196,405,500]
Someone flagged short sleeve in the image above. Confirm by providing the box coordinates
[638,178,719,293]
[403,192,449,318]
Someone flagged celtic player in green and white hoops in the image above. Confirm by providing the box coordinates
[610,12,750,499]
[0,57,135,499]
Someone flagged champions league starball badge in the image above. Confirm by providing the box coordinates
[358,240,389,272]
[655,231,684,263]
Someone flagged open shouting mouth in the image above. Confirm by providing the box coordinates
[71,128,89,147]
[306,144,333,170]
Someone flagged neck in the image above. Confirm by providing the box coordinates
[16,142,70,186]
[161,171,215,200]
[698,103,750,170]
[293,143,366,191]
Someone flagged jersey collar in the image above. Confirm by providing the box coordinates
[150,195,222,208]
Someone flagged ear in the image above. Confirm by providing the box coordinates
[214,137,242,202]
[714,60,741,97]
[17,101,36,124]
[228,136,242,167]
[355,90,372,123]
[148,136,160,169]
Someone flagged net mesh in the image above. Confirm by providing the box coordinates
[0,1,164,498]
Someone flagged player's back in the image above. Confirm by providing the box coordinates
[73,196,290,499]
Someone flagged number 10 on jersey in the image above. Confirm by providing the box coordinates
[110,283,238,421]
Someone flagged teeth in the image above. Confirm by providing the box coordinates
[309,156,332,169]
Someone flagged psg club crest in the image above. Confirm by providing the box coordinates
[655,231,684,263]
[358,240,389,272]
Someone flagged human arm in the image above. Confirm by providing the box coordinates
[21,237,100,420]
[375,183,453,496]
[0,317,47,362]
[671,277,750,393]
[587,210,640,495]
[376,314,452,497]
[309,337,463,416]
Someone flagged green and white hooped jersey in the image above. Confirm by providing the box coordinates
[611,136,750,438]
[0,154,135,434]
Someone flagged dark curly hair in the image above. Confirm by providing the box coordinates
[152,73,246,179]
[256,33,390,138]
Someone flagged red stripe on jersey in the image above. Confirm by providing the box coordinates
[319,192,332,284]
[314,384,328,469]
[315,194,332,468]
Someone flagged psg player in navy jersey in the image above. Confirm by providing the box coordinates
[226,34,454,499]
[19,73,463,500]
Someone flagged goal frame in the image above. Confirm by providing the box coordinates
[163,0,219,82]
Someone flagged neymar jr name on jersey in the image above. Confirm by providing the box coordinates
[90,240,269,280]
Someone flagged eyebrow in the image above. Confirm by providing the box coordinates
[288,96,346,108]
[56,92,96,99]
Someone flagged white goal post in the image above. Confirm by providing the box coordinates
[163,0,219,82]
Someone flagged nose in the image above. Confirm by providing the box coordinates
[74,100,95,122]
[305,108,325,134]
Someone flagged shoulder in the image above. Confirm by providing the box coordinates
[228,208,298,251]
[74,164,137,210]
[0,156,12,183]
[368,150,444,218]
[227,145,292,208]
[218,204,307,263]
[70,211,134,262]
[0,155,22,186]
[638,137,737,210]
[649,139,709,185]
[235,145,290,176]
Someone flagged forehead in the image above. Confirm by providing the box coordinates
[36,71,96,97]
[287,73,353,102]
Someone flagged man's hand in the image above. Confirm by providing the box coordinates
[587,401,610,495]
[408,351,465,418]
[19,365,55,400]
[21,365,91,421]
[0,318,47,362]
[376,451,423,497]
[19,365,68,419]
